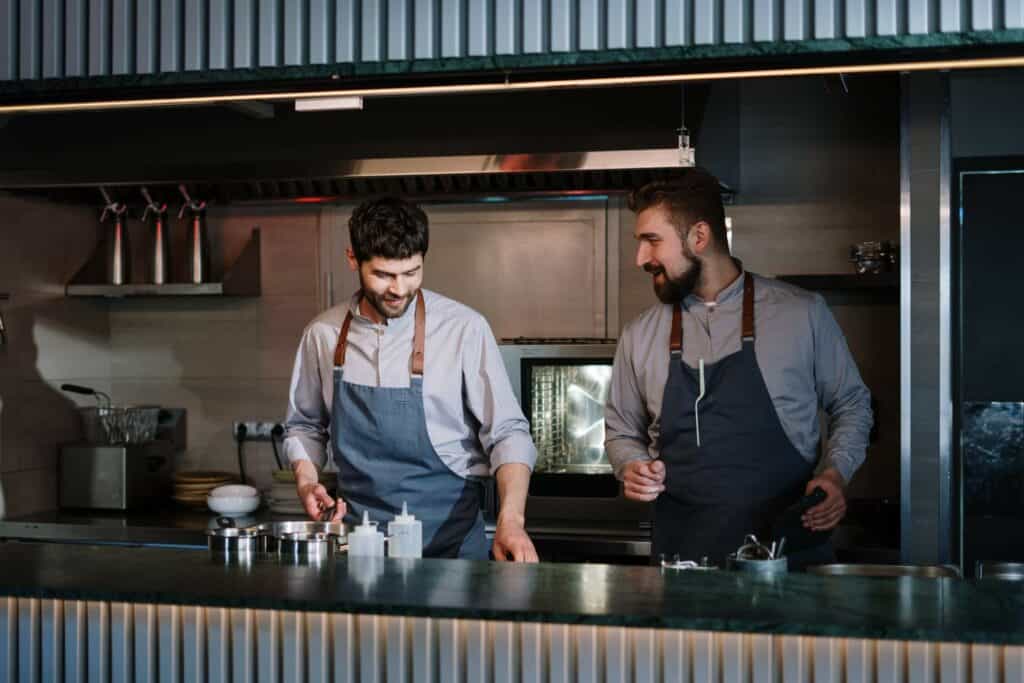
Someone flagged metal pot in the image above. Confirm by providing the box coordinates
[206,525,260,556]
[808,564,960,578]
[257,520,347,552]
[976,562,1024,580]
[277,531,339,564]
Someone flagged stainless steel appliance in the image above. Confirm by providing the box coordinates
[500,340,652,560]
[58,409,187,510]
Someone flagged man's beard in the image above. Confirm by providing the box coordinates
[360,279,417,320]
[645,256,702,304]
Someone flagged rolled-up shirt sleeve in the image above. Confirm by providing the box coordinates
[605,326,653,479]
[462,317,538,473]
[283,325,330,470]
[811,295,873,483]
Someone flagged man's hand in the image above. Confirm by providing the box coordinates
[802,468,847,531]
[293,460,345,522]
[622,459,665,502]
[492,514,539,563]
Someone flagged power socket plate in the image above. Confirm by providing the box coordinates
[233,420,283,441]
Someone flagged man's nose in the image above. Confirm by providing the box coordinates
[636,243,651,269]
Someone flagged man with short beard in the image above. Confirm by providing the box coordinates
[604,169,873,569]
[284,197,538,561]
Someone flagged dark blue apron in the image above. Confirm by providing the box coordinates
[330,290,490,559]
[654,273,834,570]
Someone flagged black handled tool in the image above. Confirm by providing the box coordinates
[771,486,831,555]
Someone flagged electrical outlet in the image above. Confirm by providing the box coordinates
[233,420,284,441]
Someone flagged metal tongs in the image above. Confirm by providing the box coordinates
[659,554,716,570]
[734,534,786,561]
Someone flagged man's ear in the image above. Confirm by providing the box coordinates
[346,247,358,272]
[689,221,713,255]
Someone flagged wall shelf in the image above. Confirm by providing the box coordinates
[66,229,261,299]
[775,272,898,292]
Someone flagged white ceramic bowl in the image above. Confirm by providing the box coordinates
[207,494,261,516]
[209,484,260,498]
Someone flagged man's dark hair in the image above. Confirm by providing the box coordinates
[349,197,429,263]
[628,168,728,253]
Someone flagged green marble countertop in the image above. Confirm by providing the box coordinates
[1,542,1022,645]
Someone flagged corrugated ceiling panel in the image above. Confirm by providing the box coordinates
[1,0,1022,83]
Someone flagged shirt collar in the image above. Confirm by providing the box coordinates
[683,258,746,308]
[347,290,418,331]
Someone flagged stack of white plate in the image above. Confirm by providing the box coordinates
[266,469,337,516]
[173,471,238,509]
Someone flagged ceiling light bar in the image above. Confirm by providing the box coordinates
[294,95,364,111]
[1,55,1023,114]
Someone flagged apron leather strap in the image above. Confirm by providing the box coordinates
[333,290,427,375]
[668,272,755,354]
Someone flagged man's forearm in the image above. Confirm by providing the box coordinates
[292,458,320,491]
[495,463,531,527]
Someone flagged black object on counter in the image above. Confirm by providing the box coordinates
[772,487,831,554]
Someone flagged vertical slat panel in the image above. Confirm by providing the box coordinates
[135,0,158,73]
[939,642,966,683]
[358,614,383,683]
[1005,645,1024,682]
[783,0,807,38]
[0,0,15,81]
[877,639,905,683]
[632,628,657,683]
[258,0,280,65]
[160,0,182,72]
[207,607,231,683]
[133,604,157,683]
[111,0,134,74]
[465,620,489,682]
[971,644,999,683]
[387,0,411,60]
[492,621,518,683]
[386,616,411,683]
[1007,0,1024,27]
[662,629,687,682]
[336,0,359,62]
[940,0,962,30]
[183,606,206,683]
[64,0,87,75]
[63,601,86,683]
[42,0,64,78]
[845,639,872,683]
[0,597,14,682]
[309,0,333,63]
[522,0,547,52]
[441,0,464,56]
[551,0,575,51]
[256,610,279,683]
[751,634,776,683]
[876,0,899,35]
[468,0,491,55]
[361,0,385,61]
[209,0,231,68]
[908,641,936,683]
[605,627,629,683]
[812,637,841,683]
[39,600,62,683]
[971,0,995,28]
[636,0,660,47]
[579,0,603,49]
[548,623,572,683]
[693,631,719,683]
[753,0,776,42]
[721,632,748,683]
[231,608,255,683]
[158,605,182,682]
[607,0,633,48]
[814,0,836,37]
[437,619,462,683]
[233,0,256,68]
[185,0,208,69]
[88,0,110,75]
[414,0,438,57]
[693,0,717,43]
[909,0,931,32]
[18,0,41,79]
[87,602,110,683]
[494,0,518,53]
[333,613,358,683]
[18,598,40,683]
[306,613,331,683]
[576,625,600,683]
[520,623,543,683]
[280,610,304,683]
[724,0,746,42]
[110,602,133,683]
[284,0,306,64]
[412,618,437,683]
[846,0,868,37]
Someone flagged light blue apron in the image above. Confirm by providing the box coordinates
[330,290,490,559]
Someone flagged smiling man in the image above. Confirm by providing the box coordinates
[605,169,873,569]
[284,197,538,561]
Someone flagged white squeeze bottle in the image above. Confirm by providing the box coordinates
[387,502,423,558]
[349,510,386,557]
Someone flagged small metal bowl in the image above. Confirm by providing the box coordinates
[256,520,347,552]
[727,556,788,577]
[206,526,261,556]
[277,531,339,564]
